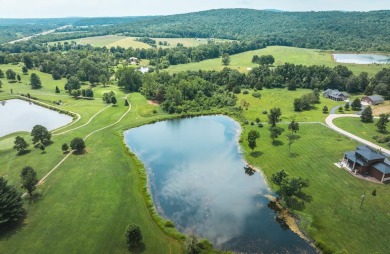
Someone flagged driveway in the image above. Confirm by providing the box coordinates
[325,114,390,156]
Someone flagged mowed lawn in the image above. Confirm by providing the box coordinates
[241,123,390,253]
[168,46,386,76]
[333,117,390,150]
[237,88,347,123]
[0,73,183,254]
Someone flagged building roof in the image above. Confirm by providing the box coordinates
[344,151,368,166]
[323,89,349,98]
[365,95,384,104]
[355,145,386,162]
[372,159,390,174]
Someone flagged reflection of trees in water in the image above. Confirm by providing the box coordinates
[244,165,255,176]
[0,100,6,106]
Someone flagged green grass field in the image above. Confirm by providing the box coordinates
[0,65,183,253]
[241,124,390,253]
[168,46,388,76]
[237,88,356,122]
[333,117,390,150]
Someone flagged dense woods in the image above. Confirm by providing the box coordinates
[12,9,390,52]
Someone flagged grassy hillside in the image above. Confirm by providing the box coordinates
[168,46,388,76]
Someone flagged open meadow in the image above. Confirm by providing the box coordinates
[168,46,388,76]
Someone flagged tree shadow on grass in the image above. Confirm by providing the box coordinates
[16,150,31,156]
[296,192,313,203]
[288,197,306,211]
[72,150,87,156]
[272,140,284,146]
[26,193,43,205]
[250,151,264,158]
[288,152,299,158]
[128,242,146,253]
[0,212,27,240]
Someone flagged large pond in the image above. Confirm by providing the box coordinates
[124,116,315,253]
[333,53,390,64]
[0,99,73,137]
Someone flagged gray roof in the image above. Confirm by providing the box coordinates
[323,89,349,98]
[372,159,390,174]
[355,145,386,162]
[344,151,368,166]
[366,95,384,103]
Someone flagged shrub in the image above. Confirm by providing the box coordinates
[164,220,175,228]
[243,90,249,95]
[252,92,261,98]
[262,110,267,114]
[125,224,142,247]
[258,123,263,127]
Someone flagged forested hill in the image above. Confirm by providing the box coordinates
[102,9,390,52]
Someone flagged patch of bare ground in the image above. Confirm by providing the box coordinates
[372,101,390,115]
[147,100,160,106]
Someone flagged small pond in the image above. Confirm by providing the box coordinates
[333,53,390,64]
[0,99,73,137]
[124,116,315,253]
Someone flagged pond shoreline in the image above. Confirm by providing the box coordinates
[122,114,317,253]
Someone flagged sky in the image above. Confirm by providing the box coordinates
[0,0,389,18]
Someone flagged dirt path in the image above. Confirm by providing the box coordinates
[22,96,131,197]
[52,104,111,135]
[325,114,390,155]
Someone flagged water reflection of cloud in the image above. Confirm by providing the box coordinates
[159,147,267,246]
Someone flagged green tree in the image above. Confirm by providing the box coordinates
[322,106,328,114]
[17,74,21,82]
[293,98,302,111]
[271,170,288,186]
[270,126,283,143]
[30,73,42,89]
[257,55,275,65]
[99,74,109,87]
[23,55,34,69]
[31,125,51,145]
[287,133,300,153]
[110,96,117,105]
[345,102,350,110]
[70,137,86,152]
[247,130,260,151]
[85,88,94,98]
[65,76,81,91]
[0,177,24,226]
[125,223,142,247]
[361,106,373,123]
[61,143,69,153]
[13,136,29,153]
[20,166,38,197]
[0,80,2,89]
[185,233,200,254]
[221,53,230,66]
[6,69,16,81]
[102,91,115,104]
[288,120,299,134]
[376,114,389,133]
[55,86,60,93]
[71,89,81,98]
[116,67,142,92]
[268,107,282,127]
[351,98,362,110]
[22,66,28,75]
[0,69,4,78]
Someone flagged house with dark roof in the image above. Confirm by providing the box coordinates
[342,145,390,183]
[362,95,384,105]
[323,89,349,101]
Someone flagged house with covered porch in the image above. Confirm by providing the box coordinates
[323,89,349,101]
[342,145,390,183]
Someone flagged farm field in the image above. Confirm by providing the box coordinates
[167,46,388,76]
[47,35,231,49]
[333,117,390,150]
